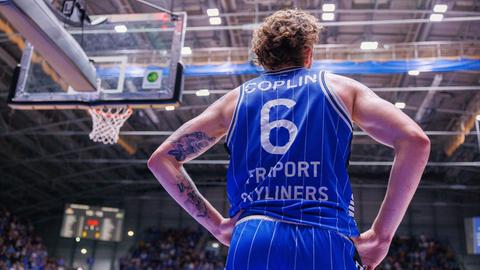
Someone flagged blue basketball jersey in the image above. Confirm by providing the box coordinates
[225,67,359,237]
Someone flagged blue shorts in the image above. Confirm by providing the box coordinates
[226,216,364,270]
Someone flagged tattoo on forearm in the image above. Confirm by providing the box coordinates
[168,132,216,161]
[175,174,209,218]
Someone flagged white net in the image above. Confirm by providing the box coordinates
[88,106,133,144]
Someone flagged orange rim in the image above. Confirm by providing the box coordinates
[90,107,133,119]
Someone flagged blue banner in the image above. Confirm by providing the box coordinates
[96,58,480,78]
[475,217,480,254]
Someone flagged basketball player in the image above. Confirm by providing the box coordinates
[148,9,430,270]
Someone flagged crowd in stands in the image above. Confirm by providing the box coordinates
[379,234,461,270]
[0,208,64,270]
[122,227,463,270]
[0,206,464,270]
[120,227,225,270]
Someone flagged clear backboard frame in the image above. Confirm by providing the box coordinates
[8,12,186,110]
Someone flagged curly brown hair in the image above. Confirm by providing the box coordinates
[251,9,323,71]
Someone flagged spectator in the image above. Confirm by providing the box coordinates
[123,228,462,270]
[121,228,224,270]
[378,234,461,270]
[0,208,63,270]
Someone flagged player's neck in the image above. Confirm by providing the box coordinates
[267,65,306,73]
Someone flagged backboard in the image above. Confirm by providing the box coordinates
[8,12,186,110]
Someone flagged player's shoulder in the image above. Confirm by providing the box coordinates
[324,72,359,91]
[214,86,240,108]
[199,86,241,134]
[321,72,361,117]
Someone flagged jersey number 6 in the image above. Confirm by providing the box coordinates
[260,99,298,155]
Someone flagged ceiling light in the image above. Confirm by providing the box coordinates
[395,102,406,109]
[360,41,378,50]
[90,16,108,25]
[127,230,134,237]
[429,13,444,22]
[206,8,219,17]
[408,70,420,76]
[211,242,220,248]
[75,237,80,242]
[196,89,210,96]
[209,17,222,25]
[181,47,192,55]
[114,24,128,33]
[322,3,336,12]
[80,248,87,254]
[433,4,448,13]
[165,105,175,111]
[321,13,335,21]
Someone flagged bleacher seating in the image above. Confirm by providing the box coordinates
[0,208,65,270]
[378,234,461,270]
[122,226,463,270]
[120,227,225,270]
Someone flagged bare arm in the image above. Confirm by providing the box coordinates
[350,79,430,241]
[328,74,430,268]
[147,88,240,245]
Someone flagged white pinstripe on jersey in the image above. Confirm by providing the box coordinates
[225,67,359,237]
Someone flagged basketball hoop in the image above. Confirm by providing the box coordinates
[88,106,133,144]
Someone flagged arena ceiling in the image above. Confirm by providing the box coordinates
[0,0,479,221]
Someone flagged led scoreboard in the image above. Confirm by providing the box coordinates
[60,204,124,242]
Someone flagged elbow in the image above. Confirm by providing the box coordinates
[147,153,158,171]
[147,148,178,172]
[147,154,156,171]
[147,150,168,171]
[397,129,431,156]
[412,131,431,154]
[414,132,430,163]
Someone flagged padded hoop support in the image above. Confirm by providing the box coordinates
[0,0,97,91]
[6,11,187,110]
